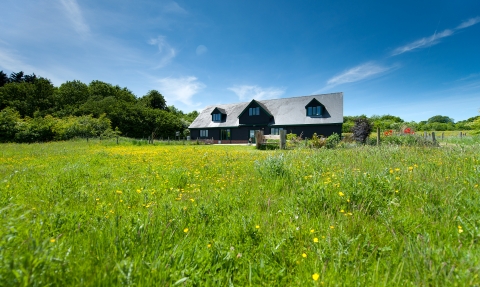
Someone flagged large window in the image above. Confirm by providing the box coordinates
[270,127,283,135]
[200,130,208,138]
[307,106,323,116]
[212,113,221,121]
[249,107,260,116]
[221,129,230,140]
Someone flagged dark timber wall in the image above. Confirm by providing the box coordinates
[190,124,342,141]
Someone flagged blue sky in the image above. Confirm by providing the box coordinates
[1,0,479,122]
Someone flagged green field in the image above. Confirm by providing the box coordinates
[1,140,479,286]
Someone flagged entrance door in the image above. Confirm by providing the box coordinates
[249,130,256,143]
[221,129,231,140]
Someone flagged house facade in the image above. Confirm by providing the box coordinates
[188,92,343,143]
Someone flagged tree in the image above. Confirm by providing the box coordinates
[427,115,454,124]
[9,71,24,83]
[53,80,90,116]
[140,90,167,110]
[351,117,373,143]
[0,71,8,87]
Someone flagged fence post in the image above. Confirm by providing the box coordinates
[459,132,463,138]
[116,136,119,144]
[432,132,436,143]
[441,132,444,140]
[376,127,380,146]
[280,130,286,149]
[255,130,263,149]
[424,131,427,138]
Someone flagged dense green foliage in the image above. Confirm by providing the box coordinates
[0,71,198,142]
[344,114,480,133]
[0,141,479,285]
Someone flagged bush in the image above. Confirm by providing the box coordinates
[325,133,341,149]
[351,117,373,143]
[309,133,325,148]
[0,107,20,142]
[15,115,58,143]
[54,114,113,140]
[381,134,438,147]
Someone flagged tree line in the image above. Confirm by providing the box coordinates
[343,114,480,133]
[0,71,198,143]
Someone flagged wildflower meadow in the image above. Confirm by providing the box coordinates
[0,139,479,286]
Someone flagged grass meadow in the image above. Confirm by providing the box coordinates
[0,139,479,286]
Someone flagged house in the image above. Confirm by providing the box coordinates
[188,92,343,143]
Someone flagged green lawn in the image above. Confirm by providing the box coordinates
[0,140,479,286]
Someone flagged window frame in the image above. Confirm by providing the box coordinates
[249,107,260,116]
[270,127,283,135]
[212,113,221,121]
[200,129,208,138]
[307,105,323,116]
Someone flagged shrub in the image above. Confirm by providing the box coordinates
[351,117,373,143]
[0,107,20,142]
[309,133,325,148]
[325,133,341,149]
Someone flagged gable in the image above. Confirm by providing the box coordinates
[238,99,273,125]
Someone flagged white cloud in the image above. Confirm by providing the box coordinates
[196,45,207,55]
[392,29,453,56]
[326,62,392,87]
[148,36,177,68]
[156,76,205,106]
[228,85,285,101]
[164,2,188,14]
[58,0,89,37]
[456,16,480,29]
[392,16,480,56]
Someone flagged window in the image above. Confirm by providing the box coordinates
[212,113,221,121]
[270,127,283,135]
[307,106,323,116]
[200,130,208,138]
[221,129,230,140]
[249,107,260,116]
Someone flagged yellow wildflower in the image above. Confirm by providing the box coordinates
[184,228,189,233]
[312,273,320,281]
[302,253,307,258]
[338,192,344,197]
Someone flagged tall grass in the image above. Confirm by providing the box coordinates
[0,141,479,286]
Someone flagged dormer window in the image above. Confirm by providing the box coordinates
[211,107,226,122]
[212,113,221,121]
[249,107,260,116]
[305,98,325,117]
[307,106,323,116]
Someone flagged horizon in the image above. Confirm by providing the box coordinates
[1,0,479,122]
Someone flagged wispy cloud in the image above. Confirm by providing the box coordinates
[156,76,205,106]
[58,0,89,37]
[392,16,480,56]
[196,45,207,55]
[228,85,285,101]
[326,62,393,87]
[456,16,480,29]
[148,36,177,68]
[163,2,188,14]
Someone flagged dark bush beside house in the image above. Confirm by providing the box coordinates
[351,117,373,143]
